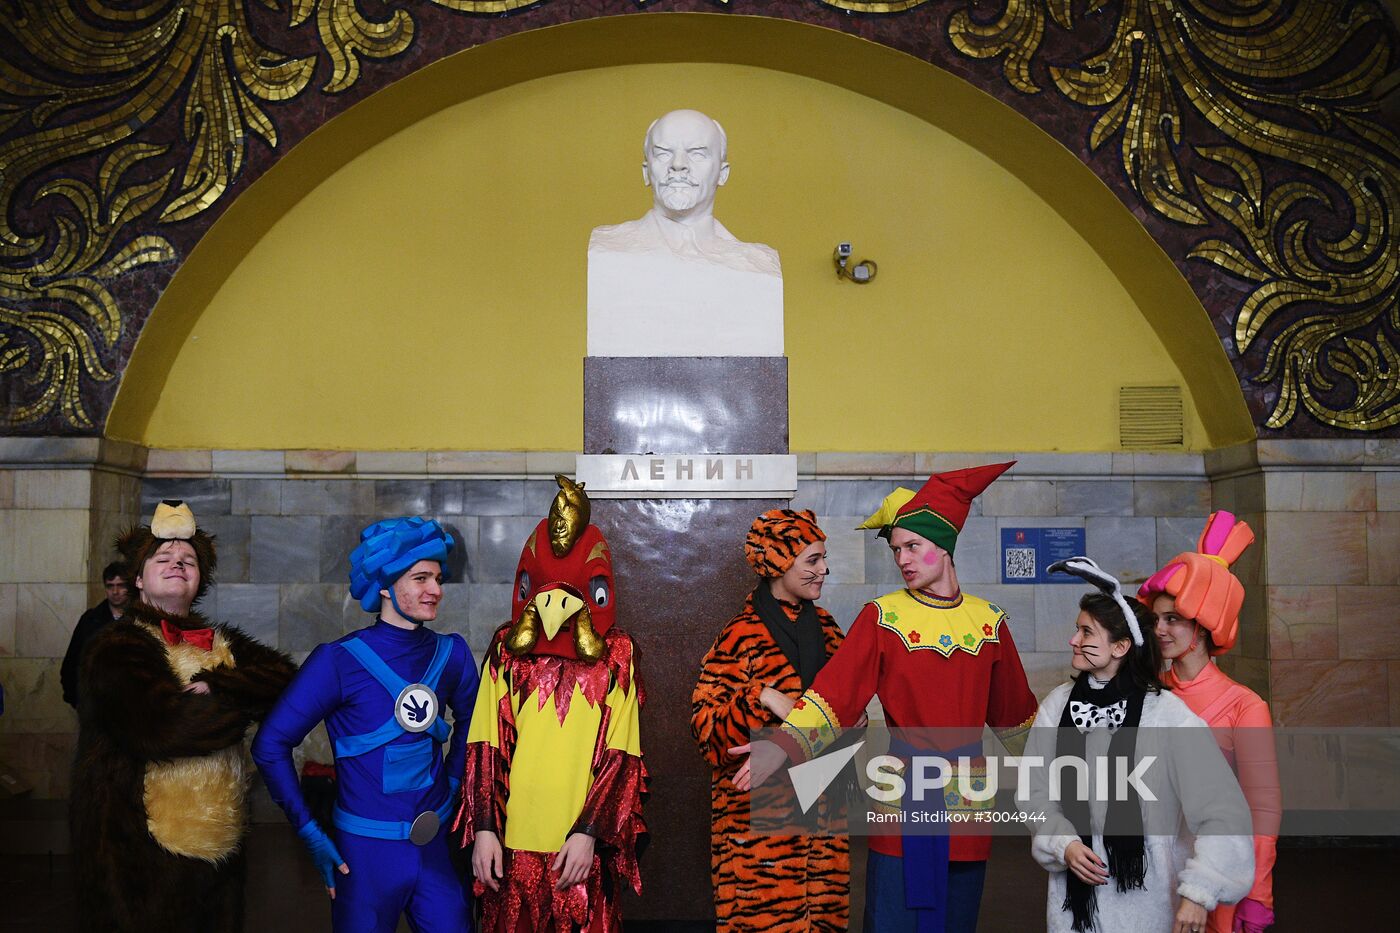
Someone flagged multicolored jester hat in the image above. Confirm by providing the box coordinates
[504,474,616,662]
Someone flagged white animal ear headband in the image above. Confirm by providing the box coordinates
[1047,556,1144,646]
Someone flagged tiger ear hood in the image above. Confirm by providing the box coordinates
[744,509,826,577]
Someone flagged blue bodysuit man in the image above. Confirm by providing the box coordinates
[253,517,478,932]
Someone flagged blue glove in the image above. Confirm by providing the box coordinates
[297,820,347,890]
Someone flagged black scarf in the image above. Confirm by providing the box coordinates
[1055,672,1148,932]
[751,578,826,690]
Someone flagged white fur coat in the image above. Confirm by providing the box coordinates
[1024,682,1255,933]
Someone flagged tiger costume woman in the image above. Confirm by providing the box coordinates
[691,509,851,932]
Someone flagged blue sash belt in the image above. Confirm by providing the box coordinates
[333,635,452,758]
[333,788,456,842]
[889,738,983,933]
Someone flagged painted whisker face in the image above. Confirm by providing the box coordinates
[774,540,829,603]
[1068,609,1125,675]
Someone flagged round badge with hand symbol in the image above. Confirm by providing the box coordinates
[394,683,438,733]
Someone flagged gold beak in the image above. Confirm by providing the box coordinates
[532,589,584,640]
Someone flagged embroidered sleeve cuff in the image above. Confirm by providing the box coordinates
[780,689,843,762]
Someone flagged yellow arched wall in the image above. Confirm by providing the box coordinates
[117,24,1250,452]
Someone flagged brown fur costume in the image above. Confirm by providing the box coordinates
[71,518,294,933]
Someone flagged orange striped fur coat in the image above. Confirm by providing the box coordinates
[691,595,850,931]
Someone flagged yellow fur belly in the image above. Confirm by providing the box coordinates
[144,746,249,862]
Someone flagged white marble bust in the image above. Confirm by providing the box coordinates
[588,109,783,357]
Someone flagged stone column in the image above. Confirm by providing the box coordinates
[584,356,788,922]
[0,438,143,799]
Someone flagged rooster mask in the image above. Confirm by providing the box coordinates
[504,474,615,661]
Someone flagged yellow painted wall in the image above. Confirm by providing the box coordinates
[138,62,1217,452]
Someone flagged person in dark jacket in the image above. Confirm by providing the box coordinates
[60,561,131,708]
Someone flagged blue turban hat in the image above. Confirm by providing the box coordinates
[349,517,455,613]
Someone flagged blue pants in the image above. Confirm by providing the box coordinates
[863,850,987,933]
[330,830,471,933]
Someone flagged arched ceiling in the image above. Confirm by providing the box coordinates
[1,1,1396,438]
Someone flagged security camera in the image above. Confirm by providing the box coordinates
[835,242,853,259]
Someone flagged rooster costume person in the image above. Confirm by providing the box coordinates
[252,517,478,932]
[1139,512,1280,933]
[458,475,646,931]
[746,463,1038,933]
[71,501,295,932]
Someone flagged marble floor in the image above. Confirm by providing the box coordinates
[1,822,1394,931]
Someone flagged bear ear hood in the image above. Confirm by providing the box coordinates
[117,500,218,605]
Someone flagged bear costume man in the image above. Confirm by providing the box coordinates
[71,500,295,932]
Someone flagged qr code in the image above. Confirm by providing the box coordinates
[1004,547,1037,580]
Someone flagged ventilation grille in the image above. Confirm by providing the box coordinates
[1119,385,1184,449]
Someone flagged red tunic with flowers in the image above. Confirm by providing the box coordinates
[778,589,1037,860]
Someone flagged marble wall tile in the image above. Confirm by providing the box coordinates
[14,470,90,509]
[1377,472,1400,511]
[1271,660,1388,726]
[432,583,471,641]
[524,452,577,475]
[9,510,89,583]
[1130,452,1206,477]
[1220,655,1270,701]
[374,479,432,516]
[917,452,1014,474]
[436,480,524,516]
[280,583,350,653]
[476,517,540,584]
[819,523,865,585]
[250,516,320,583]
[1133,480,1210,516]
[1299,472,1377,512]
[1237,596,1270,661]
[1368,512,1400,585]
[863,532,903,587]
[0,583,15,656]
[280,479,374,516]
[145,449,212,474]
[1033,584,1085,653]
[1336,586,1400,661]
[318,514,374,584]
[980,480,1057,517]
[522,479,560,518]
[1256,439,1367,466]
[285,450,355,473]
[214,584,280,648]
[1210,474,1266,515]
[825,480,897,519]
[15,583,87,657]
[211,450,285,474]
[1012,453,1113,477]
[813,452,915,475]
[816,584,882,633]
[1086,516,1158,584]
[0,470,14,508]
[1265,512,1368,585]
[141,477,232,517]
[1056,481,1133,516]
[1020,650,1075,702]
[356,451,427,474]
[231,479,281,515]
[1263,472,1302,510]
[0,658,72,733]
[969,583,1036,649]
[427,451,527,474]
[788,480,825,514]
[952,518,998,585]
[468,583,513,647]
[1155,516,1202,569]
[199,514,250,583]
[435,517,475,584]
[1266,586,1338,660]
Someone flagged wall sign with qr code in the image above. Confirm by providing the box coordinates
[1000,527,1087,584]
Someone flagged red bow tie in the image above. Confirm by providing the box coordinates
[160,619,214,651]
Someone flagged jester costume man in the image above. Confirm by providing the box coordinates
[72,501,295,932]
[253,518,478,932]
[769,463,1038,933]
[458,475,646,931]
